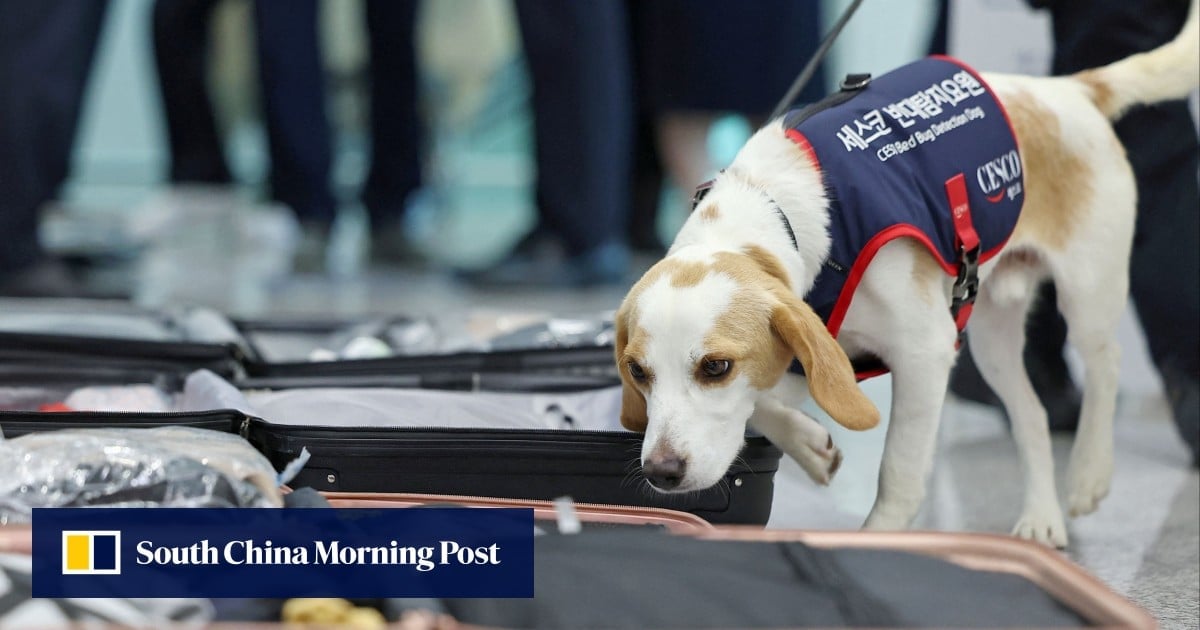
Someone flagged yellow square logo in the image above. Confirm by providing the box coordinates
[61,531,121,575]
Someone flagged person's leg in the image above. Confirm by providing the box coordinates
[624,0,664,256]
[1118,103,1200,464]
[627,114,666,255]
[0,0,108,292]
[252,0,336,228]
[152,0,230,184]
[362,0,421,235]
[499,0,633,285]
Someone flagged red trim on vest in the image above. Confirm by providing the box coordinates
[785,128,822,171]
[825,224,944,337]
[854,366,891,382]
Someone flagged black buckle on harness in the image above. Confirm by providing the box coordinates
[951,244,980,320]
[840,73,872,91]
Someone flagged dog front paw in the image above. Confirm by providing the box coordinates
[793,433,843,486]
[1012,508,1069,548]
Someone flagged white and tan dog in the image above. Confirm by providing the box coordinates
[615,3,1199,547]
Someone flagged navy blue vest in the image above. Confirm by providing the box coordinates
[783,56,1024,378]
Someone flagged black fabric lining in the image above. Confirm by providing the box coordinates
[777,542,899,627]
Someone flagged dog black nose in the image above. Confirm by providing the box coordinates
[645,455,687,490]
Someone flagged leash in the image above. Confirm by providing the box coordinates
[767,0,866,122]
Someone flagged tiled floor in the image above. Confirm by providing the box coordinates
[48,194,1200,627]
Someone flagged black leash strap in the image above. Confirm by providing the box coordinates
[767,0,866,121]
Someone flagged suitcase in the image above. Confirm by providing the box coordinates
[238,383,781,525]
[700,529,1156,629]
[0,366,781,525]
[0,408,247,440]
[443,528,1154,629]
[320,492,714,535]
[235,312,617,379]
[0,299,248,377]
[332,494,1151,629]
[0,365,248,438]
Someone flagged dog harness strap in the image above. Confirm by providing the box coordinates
[946,173,981,343]
[945,174,979,252]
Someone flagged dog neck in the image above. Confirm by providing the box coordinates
[670,122,832,296]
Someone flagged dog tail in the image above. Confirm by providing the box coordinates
[1075,0,1199,120]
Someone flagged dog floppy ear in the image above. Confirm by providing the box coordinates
[771,291,880,430]
[619,377,649,433]
[614,305,648,433]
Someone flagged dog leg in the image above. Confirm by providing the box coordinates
[1054,268,1124,518]
[750,397,842,485]
[862,341,957,530]
[970,283,1068,547]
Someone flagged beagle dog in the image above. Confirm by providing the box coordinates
[615,2,1198,547]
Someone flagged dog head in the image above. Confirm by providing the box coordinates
[615,247,879,493]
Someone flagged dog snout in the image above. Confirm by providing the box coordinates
[644,453,688,491]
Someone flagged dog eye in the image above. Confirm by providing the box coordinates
[701,359,732,378]
[628,361,647,381]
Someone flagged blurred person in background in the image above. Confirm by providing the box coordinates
[153,0,424,271]
[462,1,633,288]
[625,0,827,256]
[0,1,111,297]
[152,0,236,188]
[947,0,1200,466]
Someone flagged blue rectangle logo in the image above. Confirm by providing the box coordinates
[34,508,534,598]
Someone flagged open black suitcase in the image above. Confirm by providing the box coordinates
[238,355,781,523]
[0,363,782,525]
[0,299,618,380]
[0,299,249,377]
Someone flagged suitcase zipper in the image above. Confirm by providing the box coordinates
[0,408,255,437]
[240,419,780,462]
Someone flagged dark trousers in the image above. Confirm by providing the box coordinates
[0,0,109,272]
[152,0,338,225]
[512,0,632,255]
[152,0,230,184]
[1035,0,1200,383]
[253,0,336,226]
[256,0,423,228]
[360,0,422,229]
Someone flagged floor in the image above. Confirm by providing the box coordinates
[47,195,1198,628]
